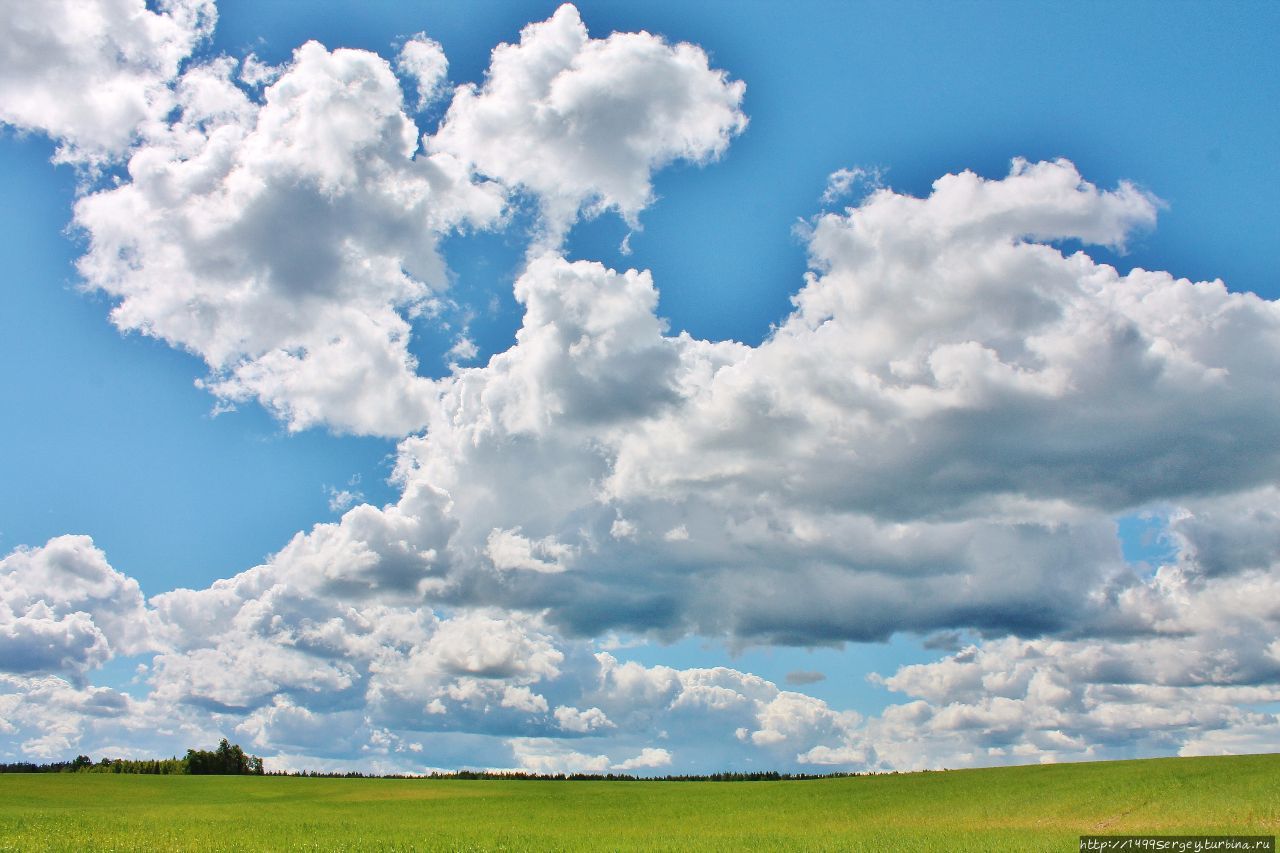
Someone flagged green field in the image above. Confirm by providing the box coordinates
[1,754,1276,851]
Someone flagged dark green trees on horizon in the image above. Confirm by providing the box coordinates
[0,738,264,775]
[184,739,264,775]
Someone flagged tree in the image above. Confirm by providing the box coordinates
[184,739,264,775]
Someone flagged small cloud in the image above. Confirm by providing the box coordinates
[799,744,869,766]
[784,670,826,686]
[327,489,357,514]
[448,334,479,364]
[922,631,964,652]
[486,528,573,573]
[325,475,364,513]
[208,399,238,418]
[612,747,672,771]
[596,633,644,651]
[397,34,449,110]
[663,525,689,542]
[554,705,615,733]
[501,686,548,714]
[821,165,885,205]
[610,516,637,540]
[239,53,280,87]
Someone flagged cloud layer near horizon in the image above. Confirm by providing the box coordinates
[2,1,1278,773]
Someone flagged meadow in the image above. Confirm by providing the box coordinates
[1,753,1276,851]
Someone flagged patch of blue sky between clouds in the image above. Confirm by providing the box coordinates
[1116,512,1179,575]
[89,653,154,701]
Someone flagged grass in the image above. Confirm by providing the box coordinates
[0,753,1276,851]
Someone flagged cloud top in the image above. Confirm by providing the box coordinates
[431,4,747,244]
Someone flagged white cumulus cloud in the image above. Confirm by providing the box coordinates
[0,536,157,676]
[430,3,746,245]
[0,0,214,164]
[397,35,448,110]
[612,746,671,771]
[72,43,504,435]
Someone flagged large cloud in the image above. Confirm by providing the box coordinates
[0,536,156,677]
[805,501,1280,771]
[73,45,504,435]
[361,159,1278,646]
[59,3,747,435]
[93,159,1276,661]
[858,634,1280,770]
[3,490,1278,772]
[0,526,851,770]
[0,0,213,164]
[431,3,747,244]
[608,158,1279,518]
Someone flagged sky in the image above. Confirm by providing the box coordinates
[1,0,1278,774]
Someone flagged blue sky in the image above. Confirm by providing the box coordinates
[1,0,1278,773]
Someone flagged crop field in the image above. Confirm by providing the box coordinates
[1,753,1276,851]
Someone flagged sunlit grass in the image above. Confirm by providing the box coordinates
[1,753,1276,851]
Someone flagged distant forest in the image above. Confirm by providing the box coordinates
[2,738,890,781]
[3,741,869,781]
[0,738,263,775]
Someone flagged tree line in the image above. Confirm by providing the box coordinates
[3,745,896,781]
[263,769,864,781]
[0,739,264,775]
